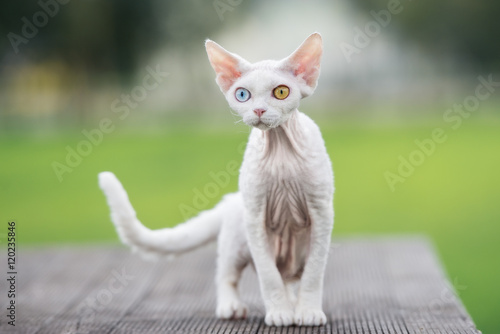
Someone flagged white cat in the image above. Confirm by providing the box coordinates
[98,32,334,327]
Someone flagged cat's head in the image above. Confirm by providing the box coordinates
[206,33,322,130]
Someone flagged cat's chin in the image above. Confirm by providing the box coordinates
[254,123,271,131]
[247,120,279,131]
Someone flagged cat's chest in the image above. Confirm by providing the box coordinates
[255,140,314,227]
[239,116,330,211]
[265,176,311,227]
[263,172,313,281]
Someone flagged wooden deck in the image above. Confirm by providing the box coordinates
[1,236,481,333]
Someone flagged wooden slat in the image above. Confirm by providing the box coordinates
[0,237,481,334]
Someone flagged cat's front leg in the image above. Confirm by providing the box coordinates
[215,216,250,320]
[245,213,294,326]
[294,204,333,326]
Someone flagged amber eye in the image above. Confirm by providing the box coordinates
[273,85,290,100]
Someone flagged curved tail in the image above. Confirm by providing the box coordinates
[98,171,229,260]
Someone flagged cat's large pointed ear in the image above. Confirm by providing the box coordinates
[281,33,323,98]
[205,40,251,93]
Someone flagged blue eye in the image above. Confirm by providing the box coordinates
[235,88,250,102]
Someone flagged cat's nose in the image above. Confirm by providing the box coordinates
[253,108,266,117]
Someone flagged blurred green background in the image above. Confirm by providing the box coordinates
[1,0,499,332]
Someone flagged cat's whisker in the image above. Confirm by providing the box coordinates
[234,119,245,125]
[228,109,240,118]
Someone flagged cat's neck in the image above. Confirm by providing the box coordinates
[261,110,305,163]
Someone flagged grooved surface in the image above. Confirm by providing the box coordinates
[0,237,481,333]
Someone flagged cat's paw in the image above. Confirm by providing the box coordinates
[264,308,295,326]
[294,308,327,326]
[216,300,248,320]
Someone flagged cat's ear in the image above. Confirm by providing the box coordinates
[281,33,323,98]
[205,40,251,93]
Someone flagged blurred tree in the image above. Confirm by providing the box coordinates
[350,0,500,71]
[0,0,250,125]
[0,0,233,81]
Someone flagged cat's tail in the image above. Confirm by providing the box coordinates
[98,171,232,260]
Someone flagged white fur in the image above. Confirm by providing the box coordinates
[98,33,334,327]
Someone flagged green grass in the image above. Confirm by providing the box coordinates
[1,118,499,333]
